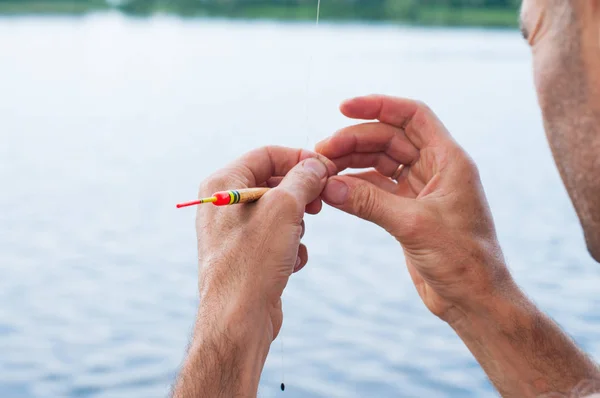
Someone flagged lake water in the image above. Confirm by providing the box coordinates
[1,14,600,398]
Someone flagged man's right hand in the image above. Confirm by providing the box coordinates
[316,95,600,397]
[316,94,515,325]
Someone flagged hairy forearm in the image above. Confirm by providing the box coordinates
[172,333,250,398]
[451,285,600,397]
[171,296,271,398]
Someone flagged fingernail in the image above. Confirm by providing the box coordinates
[303,158,328,179]
[322,179,349,205]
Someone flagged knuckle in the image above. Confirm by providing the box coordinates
[262,144,284,153]
[247,145,272,158]
[199,173,231,196]
[411,101,435,133]
[415,100,433,115]
[355,185,379,221]
[257,145,274,157]
[260,145,289,163]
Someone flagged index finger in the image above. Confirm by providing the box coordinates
[340,95,453,149]
[205,146,337,191]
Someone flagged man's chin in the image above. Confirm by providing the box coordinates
[584,234,600,263]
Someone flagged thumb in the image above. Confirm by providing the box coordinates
[322,175,413,237]
[269,158,330,211]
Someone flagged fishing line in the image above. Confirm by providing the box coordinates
[281,1,321,393]
[303,0,321,150]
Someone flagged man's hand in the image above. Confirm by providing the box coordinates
[172,146,336,398]
[316,95,600,397]
[316,94,511,323]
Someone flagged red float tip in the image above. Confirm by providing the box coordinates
[176,197,218,209]
[176,200,201,209]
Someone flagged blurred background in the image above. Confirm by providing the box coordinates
[0,0,521,26]
[2,1,600,398]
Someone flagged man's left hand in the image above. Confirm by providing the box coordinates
[172,146,336,398]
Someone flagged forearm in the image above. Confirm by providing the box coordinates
[450,285,600,397]
[171,296,272,398]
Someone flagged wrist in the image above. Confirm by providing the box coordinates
[189,287,272,394]
[195,285,273,355]
[198,261,274,346]
[448,280,533,336]
[441,238,521,326]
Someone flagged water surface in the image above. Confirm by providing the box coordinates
[1,15,599,398]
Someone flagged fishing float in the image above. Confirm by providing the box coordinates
[176,187,270,208]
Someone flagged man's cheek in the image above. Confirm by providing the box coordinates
[532,38,573,97]
[532,50,557,111]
